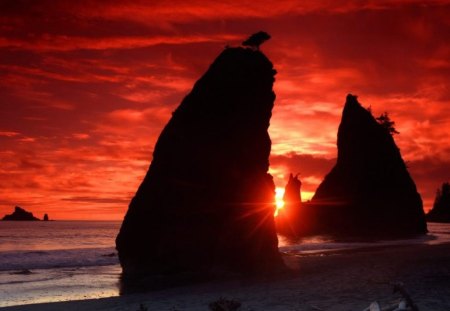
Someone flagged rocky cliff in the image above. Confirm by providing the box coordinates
[2,206,40,221]
[116,47,283,278]
[311,94,427,236]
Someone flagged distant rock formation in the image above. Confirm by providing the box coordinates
[275,174,302,235]
[2,206,40,221]
[284,174,302,205]
[116,47,283,279]
[310,94,427,236]
[43,214,49,221]
[427,182,450,222]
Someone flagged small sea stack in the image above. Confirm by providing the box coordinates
[427,182,450,222]
[275,174,303,236]
[310,94,427,237]
[2,206,40,221]
[43,214,49,221]
[116,45,283,279]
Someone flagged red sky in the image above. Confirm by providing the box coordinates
[1,0,449,220]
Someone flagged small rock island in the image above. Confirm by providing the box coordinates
[2,206,40,221]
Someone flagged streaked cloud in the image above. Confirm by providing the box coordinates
[0,0,449,218]
[0,34,241,52]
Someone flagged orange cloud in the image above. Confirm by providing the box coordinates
[1,0,449,219]
[0,34,241,52]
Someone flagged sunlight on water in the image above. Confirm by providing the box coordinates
[278,222,450,255]
[278,234,333,248]
[0,265,121,307]
[0,221,122,307]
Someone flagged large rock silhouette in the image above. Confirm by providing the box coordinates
[310,94,427,236]
[116,47,282,278]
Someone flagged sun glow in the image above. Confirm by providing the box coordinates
[274,187,285,217]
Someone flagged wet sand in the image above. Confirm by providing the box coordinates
[3,243,450,311]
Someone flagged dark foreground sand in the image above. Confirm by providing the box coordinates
[3,243,450,311]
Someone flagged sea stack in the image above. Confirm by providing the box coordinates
[116,47,283,278]
[2,206,40,221]
[276,174,302,235]
[43,214,49,221]
[427,182,450,222]
[310,94,427,236]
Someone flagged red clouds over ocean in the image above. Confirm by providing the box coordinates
[1,1,449,219]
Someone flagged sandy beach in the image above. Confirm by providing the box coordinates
[3,242,449,311]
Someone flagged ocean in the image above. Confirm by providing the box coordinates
[0,221,121,307]
[1,221,450,307]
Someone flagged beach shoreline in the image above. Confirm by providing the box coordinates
[3,242,450,311]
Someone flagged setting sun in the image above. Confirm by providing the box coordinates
[274,187,285,217]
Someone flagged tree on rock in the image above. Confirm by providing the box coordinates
[242,31,271,50]
[376,112,399,135]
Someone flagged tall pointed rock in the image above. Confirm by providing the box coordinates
[311,94,427,236]
[116,47,283,278]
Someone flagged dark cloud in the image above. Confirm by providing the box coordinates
[270,153,335,177]
[61,196,130,204]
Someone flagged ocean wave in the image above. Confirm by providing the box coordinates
[0,247,119,271]
[279,233,440,255]
[0,274,67,286]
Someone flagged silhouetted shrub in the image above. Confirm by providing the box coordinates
[376,111,399,135]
